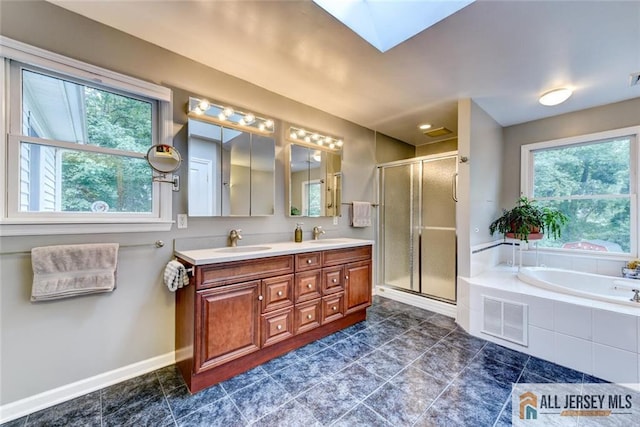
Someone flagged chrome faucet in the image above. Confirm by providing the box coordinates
[229,229,242,247]
[312,226,325,240]
[632,289,640,303]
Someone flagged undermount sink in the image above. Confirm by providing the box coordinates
[215,246,272,253]
[309,239,351,244]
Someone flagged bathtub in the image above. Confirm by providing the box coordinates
[518,267,640,308]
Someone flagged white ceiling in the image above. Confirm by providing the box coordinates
[50,0,640,146]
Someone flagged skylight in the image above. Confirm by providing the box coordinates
[313,0,475,52]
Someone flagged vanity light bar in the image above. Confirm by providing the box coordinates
[288,126,343,150]
[187,97,275,133]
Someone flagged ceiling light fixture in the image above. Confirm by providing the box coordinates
[288,126,343,151]
[539,88,573,106]
[418,123,432,130]
[187,97,274,133]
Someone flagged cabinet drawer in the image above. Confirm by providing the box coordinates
[294,299,321,334]
[261,307,293,347]
[294,270,322,303]
[322,245,372,267]
[262,275,294,313]
[198,255,294,290]
[295,252,322,272]
[321,292,344,324]
[322,266,344,295]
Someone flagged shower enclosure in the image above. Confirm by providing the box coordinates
[378,153,457,303]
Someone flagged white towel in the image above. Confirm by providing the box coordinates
[351,201,372,227]
[164,260,190,292]
[31,243,118,302]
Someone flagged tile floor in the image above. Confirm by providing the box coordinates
[2,295,607,427]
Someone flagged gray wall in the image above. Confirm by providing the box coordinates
[416,139,458,157]
[0,1,376,404]
[375,132,415,164]
[502,97,640,207]
[457,99,503,277]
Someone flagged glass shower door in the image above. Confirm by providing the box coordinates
[381,163,419,292]
[420,156,457,302]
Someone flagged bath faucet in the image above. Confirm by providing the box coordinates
[632,289,640,303]
[312,226,325,240]
[229,229,242,247]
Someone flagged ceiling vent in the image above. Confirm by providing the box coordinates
[630,72,640,87]
[423,127,452,138]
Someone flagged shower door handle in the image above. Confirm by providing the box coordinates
[451,172,458,202]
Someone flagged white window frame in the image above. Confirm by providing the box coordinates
[0,36,174,236]
[521,126,640,257]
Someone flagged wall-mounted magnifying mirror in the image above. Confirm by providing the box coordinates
[287,126,342,218]
[146,144,182,190]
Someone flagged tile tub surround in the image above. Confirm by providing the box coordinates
[459,266,640,385]
[1,296,606,427]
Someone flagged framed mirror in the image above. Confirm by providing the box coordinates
[146,144,182,173]
[288,142,342,218]
[187,118,275,217]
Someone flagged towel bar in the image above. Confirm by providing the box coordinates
[341,202,379,207]
[0,240,165,256]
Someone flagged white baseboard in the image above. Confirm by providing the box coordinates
[375,285,457,318]
[0,351,175,424]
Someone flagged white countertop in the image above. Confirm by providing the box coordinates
[175,238,374,265]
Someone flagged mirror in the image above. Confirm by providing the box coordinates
[146,144,182,173]
[187,118,275,216]
[288,143,342,217]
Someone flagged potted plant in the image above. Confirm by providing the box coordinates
[489,196,568,242]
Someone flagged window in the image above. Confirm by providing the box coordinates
[522,126,639,255]
[302,179,323,217]
[1,37,173,235]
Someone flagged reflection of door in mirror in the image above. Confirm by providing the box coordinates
[289,144,309,216]
[251,134,275,215]
[222,127,250,216]
[188,119,222,216]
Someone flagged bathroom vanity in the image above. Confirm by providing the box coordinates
[174,239,373,393]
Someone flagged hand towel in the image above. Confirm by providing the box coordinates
[351,201,372,227]
[31,243,119,302]
[164,260,190,292]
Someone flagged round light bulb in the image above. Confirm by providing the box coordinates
[259,123,266,131]
[194,107,203,115]
[198,100,210,111]
[324,136,331,144]
[297,129,306,137]
[312,133,320,140]
[238,118,246,126]
[244,113,255,124]
[223,107,234,117]
[290,132,298,139]
[304,136,311,143]
[265,120,274,128]
[336,140,343,147]
[217,112,226,121]
[539,88,572,106]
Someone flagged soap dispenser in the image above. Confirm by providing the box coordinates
[295,223,304,243]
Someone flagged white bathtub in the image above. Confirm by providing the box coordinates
[518,267,640,308]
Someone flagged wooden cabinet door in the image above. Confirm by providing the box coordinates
[345,260,372,314]
[195,281,261,373]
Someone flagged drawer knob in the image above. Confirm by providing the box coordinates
[277,290,283,297]
[277,324,283,330]
[306,314,312,319]
[307,259,312,264]
[345,275,349,280]
[332,306,337,311]
[306,283,313,289]
[332,278,337,283]
[258,295,263,301]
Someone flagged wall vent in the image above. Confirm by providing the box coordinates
[630,72,640,87]
[482,296,528,345]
